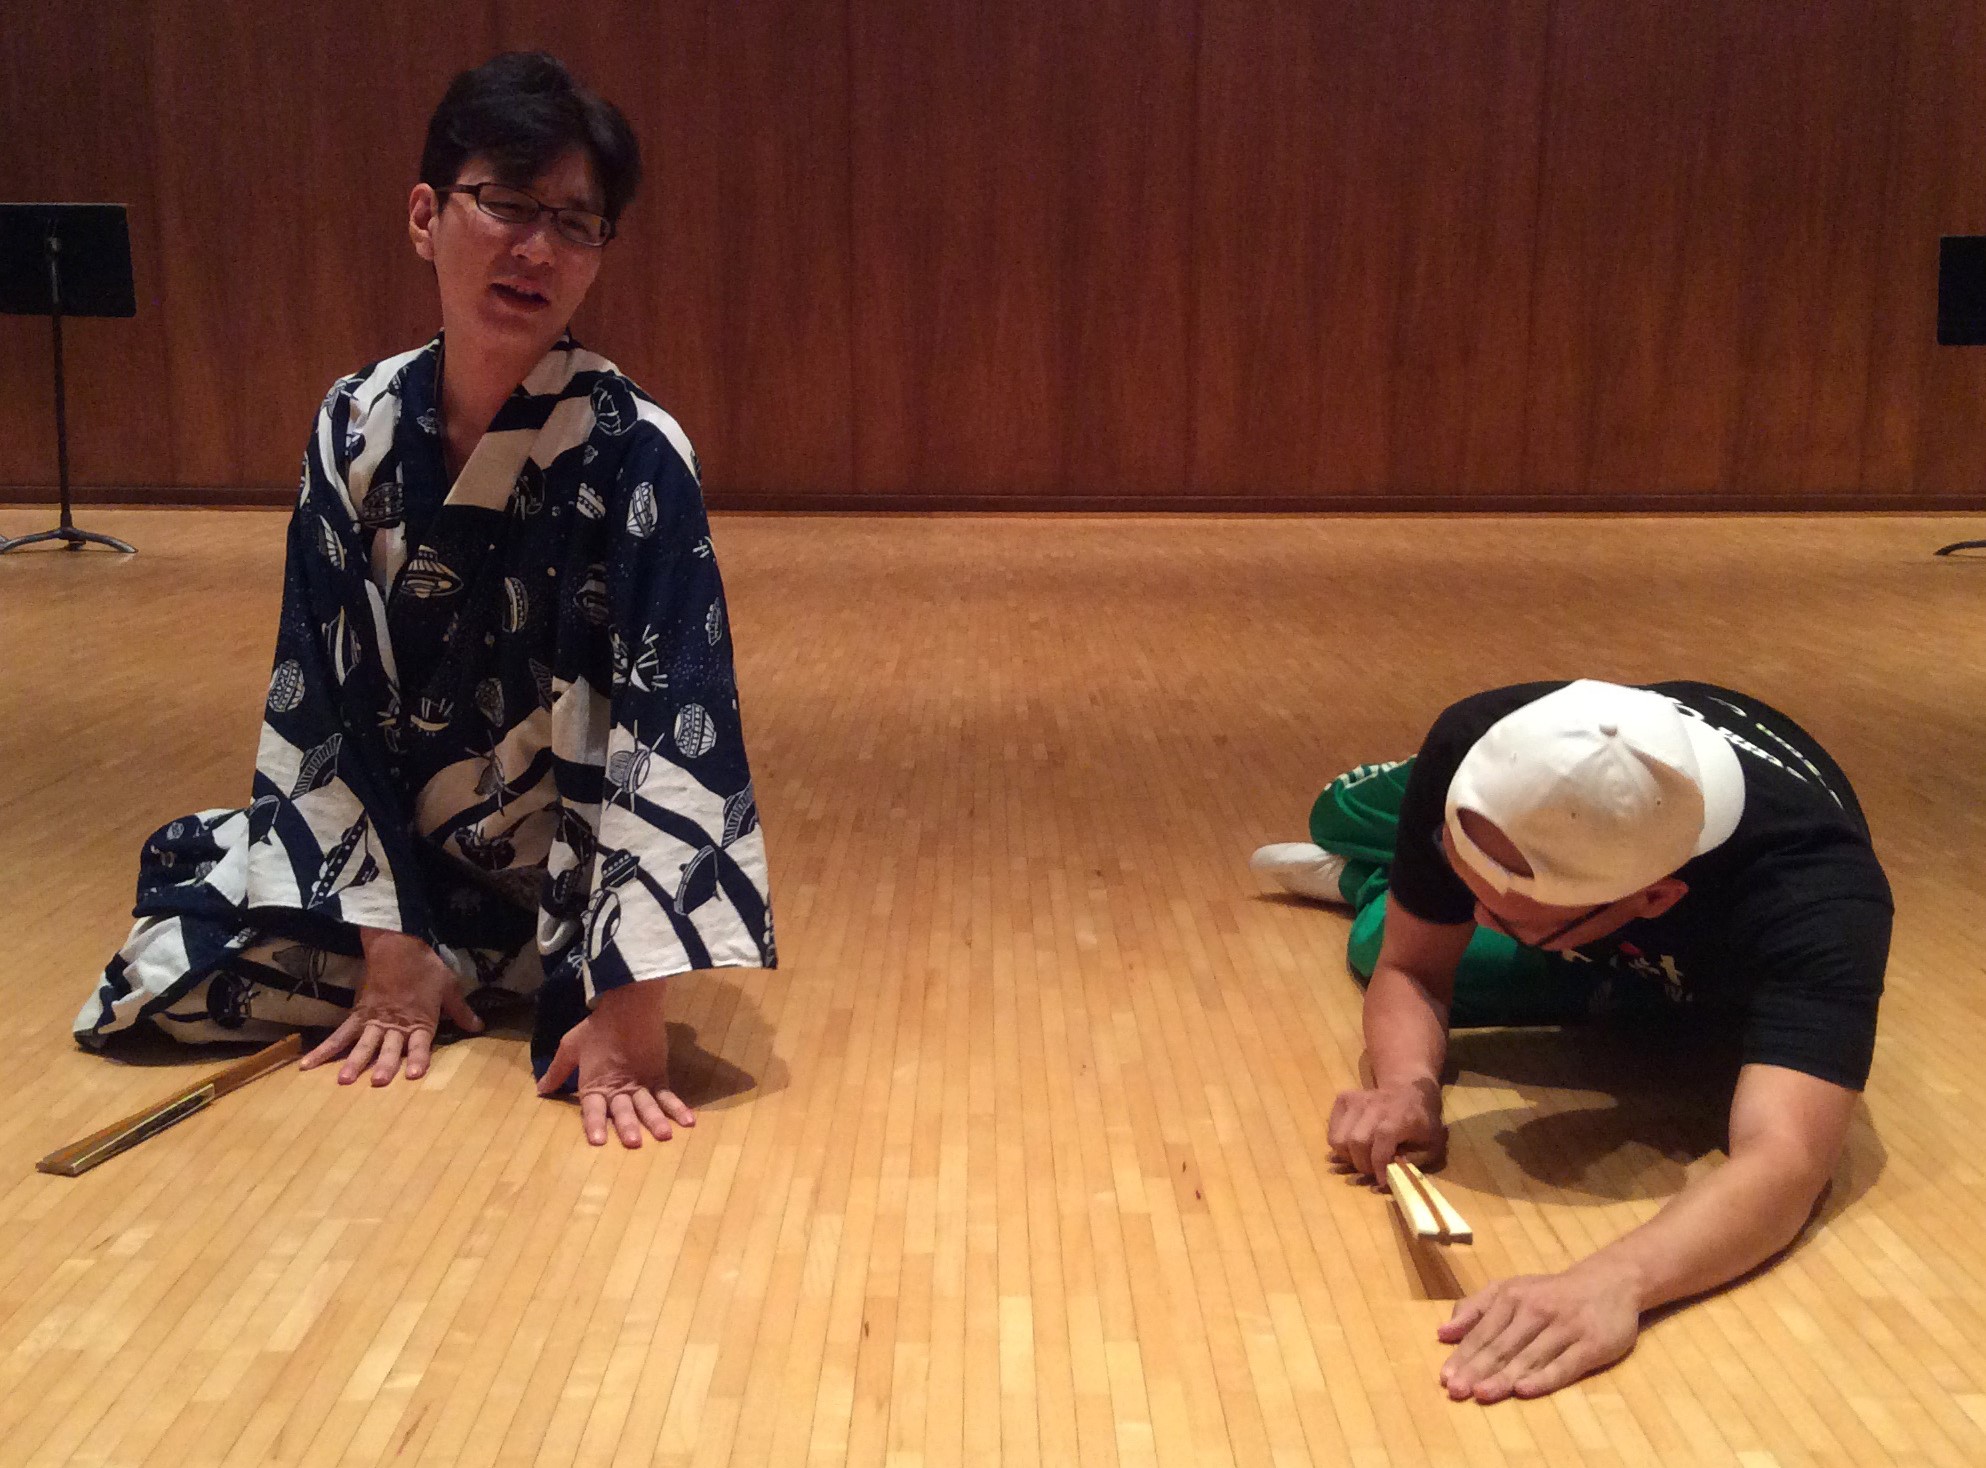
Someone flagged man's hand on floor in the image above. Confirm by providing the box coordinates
[537,978,695,1147]
[1436,1260,1642,1402]
[301,928,484,1085]
[1327,1077,1447,1179]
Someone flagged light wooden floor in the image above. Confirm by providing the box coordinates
[3,509,1985,1468]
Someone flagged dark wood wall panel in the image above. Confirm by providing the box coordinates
[1192,1,1552,498]
[851,0,1044,496]
[498,1,855,499]
[848,0,1195,499]
[3,2,1984,507]
[152,1,345,485]
[1059,0,1198,498]
[1189,0,1334,498]
[1523,0,1907,499]
[0,1,172,489]
[1524,0,1706,498]
[1865,0,1986,499]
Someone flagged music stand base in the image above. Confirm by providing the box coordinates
[0,525,135,554]
[1934,539,1986,556]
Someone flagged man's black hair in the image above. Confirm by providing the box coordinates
[420,52,640,223]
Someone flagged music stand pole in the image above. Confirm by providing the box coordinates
[0,226,134,555]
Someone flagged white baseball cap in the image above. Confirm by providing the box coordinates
[1444,680,1745,907]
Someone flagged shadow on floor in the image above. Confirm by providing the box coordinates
[465,971,785,1112]
[663,973,788,1111]
[1437,1021,1885,1229]
[82,972,787,1112]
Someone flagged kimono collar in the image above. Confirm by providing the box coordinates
[431,332,586,514]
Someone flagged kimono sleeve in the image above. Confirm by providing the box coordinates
[570,417,775,1000]
[242,383,433,938]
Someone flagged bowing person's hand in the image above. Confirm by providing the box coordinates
[536,978,695,1147]
[1436,1262,1642,1402]
[1328,1076,1447,1180]
[301,928,485,1085]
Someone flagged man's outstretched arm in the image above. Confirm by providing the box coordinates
[1329,902,1473,1177]
[1438,1061,1858,1403]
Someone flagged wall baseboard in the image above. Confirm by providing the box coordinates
[7,485,1986,515]
[0,486,295,509]
[704,491,1986,514]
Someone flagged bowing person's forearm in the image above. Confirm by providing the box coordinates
[1577,1142,1828,1312]
[1363,960,1450,1091]
[1358,905,1472,1093]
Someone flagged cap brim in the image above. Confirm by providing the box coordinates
[1680,716,1745,855]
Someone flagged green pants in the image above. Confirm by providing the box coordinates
[1309,760,1610,1028]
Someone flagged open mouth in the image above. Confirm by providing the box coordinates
[491,281,550,308]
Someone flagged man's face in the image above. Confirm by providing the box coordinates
[409,146,606,364]
[1439,814,1642,953]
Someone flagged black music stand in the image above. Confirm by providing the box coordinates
[1935,235,1986,557]
[0,202,137,554]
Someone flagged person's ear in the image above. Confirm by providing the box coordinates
[409,183,440,262]
[1635,876,1689,920]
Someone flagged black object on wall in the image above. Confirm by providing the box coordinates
[1936,236,1986,346]
[1935,236,1986,556]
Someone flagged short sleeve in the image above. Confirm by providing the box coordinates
[1732,889,1890,1090]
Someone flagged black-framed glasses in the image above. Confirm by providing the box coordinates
[437,181,614,248]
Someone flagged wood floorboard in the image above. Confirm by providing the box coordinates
[1,508,1982,1466]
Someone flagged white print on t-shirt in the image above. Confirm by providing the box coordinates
[1340,759,1410,789]
[1704,695,1846,810]
[1632,950,1688,1003]
[1663,695,1847,812]
[1563,944,1692,1006]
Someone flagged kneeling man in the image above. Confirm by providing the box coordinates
[75,53,776,1149]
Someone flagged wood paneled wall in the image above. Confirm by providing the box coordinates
[3,0,1984,508]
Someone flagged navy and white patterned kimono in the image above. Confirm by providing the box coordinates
[75,336,775,1073]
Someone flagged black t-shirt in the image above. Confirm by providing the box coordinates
[1388,681,1892,1090]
